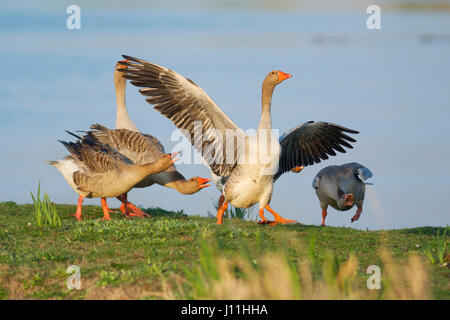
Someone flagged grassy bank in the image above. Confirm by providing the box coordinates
[0,201,448,300]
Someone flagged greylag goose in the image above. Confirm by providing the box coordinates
[118,55,359,225]
[111,61,211,214]
[312,162,373,226]
[47,127,177,220]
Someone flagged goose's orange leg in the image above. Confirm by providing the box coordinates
[218,194,225,210]
[72,195,84,221]
[100,198,111,220]
[258,207,268,224]
[119,203,126,215]
[257,208,277,226]
[116,193,127,215]
[321,208,327,226]
[351,206,362,223]
[216,201,228,225]
[125,202,150,217]
[117,194,150,218]
[118,194,127,215]
[103,200,117,214]
[265,205,297,224]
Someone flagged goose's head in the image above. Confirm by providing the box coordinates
[263,70,292,87]
[178,177,211,194]
[114,59,128,85]
[158,152,180,168]
[338,193,354,209]
[115,59,128,71]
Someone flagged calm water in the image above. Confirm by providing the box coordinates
[1,1,449,229]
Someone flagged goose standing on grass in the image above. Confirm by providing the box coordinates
[110,61,211,215]
[46,129,177,221]
[312,163,373,226]
[118,55,359,225]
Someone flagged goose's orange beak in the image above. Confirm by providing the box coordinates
[278,71,292,81]
[170,152,180,164]
[196,177,211,189]
[343,194,354,206]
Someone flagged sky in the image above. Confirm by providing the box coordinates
[0,0,449,230]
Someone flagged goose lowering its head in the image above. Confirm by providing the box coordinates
[47,127,177,220]
[312,162,373,226]
[118,56,359,225]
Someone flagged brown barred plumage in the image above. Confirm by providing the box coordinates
[86,124,165,164]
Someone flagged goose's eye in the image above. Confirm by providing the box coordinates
[271,72,275,75]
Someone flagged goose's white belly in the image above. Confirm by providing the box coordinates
[226,170,274,208]
[224,134,280,208]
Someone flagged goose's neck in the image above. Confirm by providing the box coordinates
[138,158,172,177]
[158,170,189,193]
[165,179,198,195]
[157,170,202,194]
[259,84,274,130]
[114,72,138,131]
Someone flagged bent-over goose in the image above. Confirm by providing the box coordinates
[118,55,359,225]
[312,162,373,226]
[111,61,211,214]
[47,127,177,220]
[87,123,211,193]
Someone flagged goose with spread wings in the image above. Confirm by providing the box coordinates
[118,55,359,225]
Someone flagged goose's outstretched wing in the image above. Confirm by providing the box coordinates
[118,55,246,177]
[275,121,359,180]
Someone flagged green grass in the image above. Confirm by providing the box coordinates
[424,227,449,265]
[30,183,61,228]
[0,201,448,300]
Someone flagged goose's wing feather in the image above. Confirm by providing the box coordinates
[118,55,246,177]
[312,175,321,189]
[343,162,373,181]
[72,171,93,194]
[275,121,359,180]
[59,134,131,174]
[86,124,165,164]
